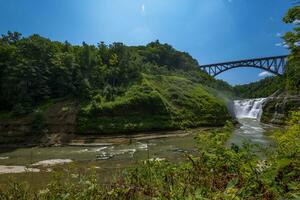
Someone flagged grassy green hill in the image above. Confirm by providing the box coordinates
[77,74,230,134]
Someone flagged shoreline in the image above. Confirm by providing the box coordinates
[0,127,214,149]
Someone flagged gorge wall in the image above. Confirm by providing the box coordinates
[261,91,300,125]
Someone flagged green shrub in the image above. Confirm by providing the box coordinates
[31,110,45,134]
[11,103,28,116]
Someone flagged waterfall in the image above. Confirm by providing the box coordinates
[233,98,266,120]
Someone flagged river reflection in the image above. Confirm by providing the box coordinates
[227,118,275,147]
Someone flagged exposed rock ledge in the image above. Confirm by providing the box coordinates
[261,91,300,125]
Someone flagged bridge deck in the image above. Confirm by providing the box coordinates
[200,55,288,68]
[200,55,288,77]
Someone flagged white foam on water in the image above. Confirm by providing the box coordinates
[96,151,114,160]
[227,98,274,146]
[93,147,108,152]
[31,159,73,167]
[116,149,136,155]
[137,142,148,150]
[146,157,166,163]
[234,98,266,120]
[77,148,89,153]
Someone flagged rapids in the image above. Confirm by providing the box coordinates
[227,98,274,147]
[233,98,266,120]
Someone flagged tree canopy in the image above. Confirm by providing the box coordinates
[282,4,300,94]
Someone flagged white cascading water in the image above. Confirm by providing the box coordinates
[233,98,266,121]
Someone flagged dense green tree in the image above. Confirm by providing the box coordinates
[283,4,300,93]
[1,32,230,114]
[234,76,284,98]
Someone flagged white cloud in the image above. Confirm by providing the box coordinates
[258,71,273,77]
[275,42,289,48]
[293,19,300,24]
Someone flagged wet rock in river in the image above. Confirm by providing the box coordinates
[0,165,40,174]
[96,152,114,160]
[31,159,73,167]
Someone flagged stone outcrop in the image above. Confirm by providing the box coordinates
[261,91,300,125]
[0,100,79,146]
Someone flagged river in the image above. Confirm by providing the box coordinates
[227,98,275,146]
[0,98,276,188]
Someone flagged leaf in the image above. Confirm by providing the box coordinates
[277,159,292,168]
[291,193,300,200]
[288,182,300,191]
[226,178,239,189]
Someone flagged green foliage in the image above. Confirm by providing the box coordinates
[31,110,45,134]
[0,33,142,111]
[1,3,300,199]
[0,33,233,134]
[77,74,231,134]
[283,4,300,94]
[11,103,28,116]
[234,76,284,98]
[274,111,300,159]
[0,182,31,200]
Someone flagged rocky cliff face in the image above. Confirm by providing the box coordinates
[0,100,79,146]
[261,91,300,125]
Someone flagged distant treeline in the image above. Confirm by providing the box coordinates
[233,76,284,98]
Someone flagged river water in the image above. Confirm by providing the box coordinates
[227,98,275,146]
[0,98,276,186]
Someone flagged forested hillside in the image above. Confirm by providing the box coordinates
[0,34,234,136]
[233,76,284,98]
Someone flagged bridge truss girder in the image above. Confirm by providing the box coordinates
[200,55,288,77]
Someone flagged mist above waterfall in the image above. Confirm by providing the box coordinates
[234,98,266,120]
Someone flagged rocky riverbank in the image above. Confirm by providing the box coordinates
[261,91,300,125]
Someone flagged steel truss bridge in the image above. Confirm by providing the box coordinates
[200,55,288,77]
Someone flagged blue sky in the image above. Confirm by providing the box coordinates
[0,0,293,85]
